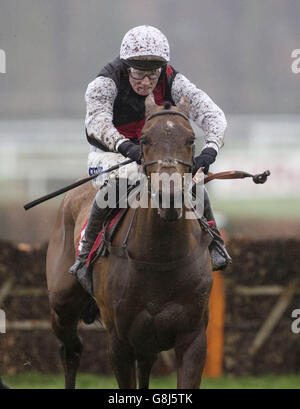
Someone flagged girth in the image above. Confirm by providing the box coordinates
[107,241,204,272]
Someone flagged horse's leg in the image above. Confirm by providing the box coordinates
[0,377,10,389]
[51,312,82,389]
[137,354,157,389]
[47,189,92,389]
[175,325,207,389]
[108,332,137,389]
[50,288,89,389]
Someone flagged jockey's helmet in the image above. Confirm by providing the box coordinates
[120,25,170,70]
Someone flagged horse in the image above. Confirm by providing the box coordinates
[46,95,213,389]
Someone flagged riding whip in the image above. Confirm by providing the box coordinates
[24,159,134,211]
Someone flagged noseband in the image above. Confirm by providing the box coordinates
[141,109,195,173]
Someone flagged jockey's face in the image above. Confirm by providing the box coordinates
[128,68,161,96]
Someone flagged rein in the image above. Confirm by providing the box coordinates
[24,106,270,212]
[143,108,271,187]
[142,157,194,172]
[92,108,271,268]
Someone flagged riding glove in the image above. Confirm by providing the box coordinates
[193,147,217,175]
[118,140,141,163]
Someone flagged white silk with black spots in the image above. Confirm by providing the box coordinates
[85,74,226,153]
[171,74,226,152]
[85,77,127,152]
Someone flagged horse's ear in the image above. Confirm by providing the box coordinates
[178,95,190,118]
[145,93,159,117]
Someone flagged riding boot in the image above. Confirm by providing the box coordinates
[69,196,109,293]
[70,197,107,274]
[203,189,232,271]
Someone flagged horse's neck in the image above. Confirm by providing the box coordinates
[130,207,196,263]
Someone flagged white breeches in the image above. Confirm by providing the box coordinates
[87,147,141,190]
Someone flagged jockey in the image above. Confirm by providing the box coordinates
[70,25,231,282]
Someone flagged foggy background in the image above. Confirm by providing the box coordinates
[1,0,300,116]
[0,0,299,243]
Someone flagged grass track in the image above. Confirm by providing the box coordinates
[2,372,300,389]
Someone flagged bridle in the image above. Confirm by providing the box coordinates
[140,109,195,173]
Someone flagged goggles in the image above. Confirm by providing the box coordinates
[128,67,162,81]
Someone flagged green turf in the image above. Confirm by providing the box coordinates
[2,372,300,389]
[213,197,300,219]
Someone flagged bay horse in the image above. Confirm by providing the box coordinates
[46,95,213,389]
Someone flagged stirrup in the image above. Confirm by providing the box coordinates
[69,258,93,295]
[69,258,87,276]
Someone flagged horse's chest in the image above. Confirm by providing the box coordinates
[115,273,212,352]
[122,300,201,352]
[109,252,212,351]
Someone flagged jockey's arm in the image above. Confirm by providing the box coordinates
[85,76,127,152]
[171,73,227,162]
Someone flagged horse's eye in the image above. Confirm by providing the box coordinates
[188,138,195,145]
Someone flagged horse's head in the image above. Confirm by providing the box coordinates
[140,94,195,221]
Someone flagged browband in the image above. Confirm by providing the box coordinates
[146,110,190,122]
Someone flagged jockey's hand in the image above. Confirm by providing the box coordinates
[118,140,141,164]
[193,148,217,175]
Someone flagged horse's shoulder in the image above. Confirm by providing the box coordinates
[63,177,95,217]
[51,177,95,235]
